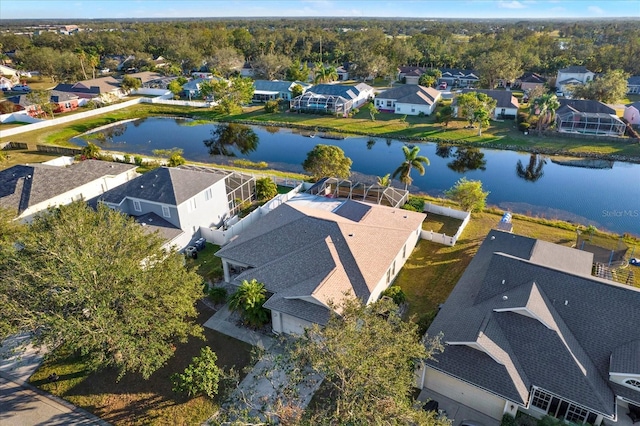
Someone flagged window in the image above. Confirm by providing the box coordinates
[386,100,392,107]
[565,405,588,424]
[625,378,640,389]
[162,205,170,218]
[411,107,415,113]
[392,261,396,275]
[531,389,551,411]
[386,269,391,284]
[403,244,407,259]
[205,188,212,201]
[133,200,141,212]
[187,198,197,212]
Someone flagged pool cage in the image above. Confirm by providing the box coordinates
[178,165,256,217]
[307,177,409,208]
[556,111,626,136]
[290,92,353,115]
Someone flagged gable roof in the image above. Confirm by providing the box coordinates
[0,160,136,216]
[439,68,479,80]
[558,65,593,74]
[459,89,519,109]
[216,195,425,325]
[557,99,616,115]
[307,83,373,100]
[253,80,303,93]
[517,72,547,84]
[426,230,640,416]
[627,75,640,86]
[97,166,226,206]
[125,71,164,84]
[626,101,640,111]
[377,85,441,106]
[50,90,79,103]
[54,76,121,95]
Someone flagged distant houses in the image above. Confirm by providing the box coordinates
[556,99,625,136]
[455,89,520,119]
[374,85,441,116]
[251,80,311,103]
[53,76,123,100]
[289,83,374,115]
[555,66,595,94]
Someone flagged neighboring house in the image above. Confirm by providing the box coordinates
[0,75,16,90]
[455,89,520,119]
[153,56,168,68]
[439,68,480,88]
[417,229,640,424]
[556,99,625,136]
[124,71,166,88]
[515,72,547,92]
[0,64,19,79]
[623,101,640,126]
[627,76,640,94]
[240,62,255,78]
[555,65,595,93]
[289,83,374,115]
[251,80,311,103]
[374,84,441,115]
[93,166,255,250]
[215,193,426,335]
[0,159,138,222]
[53,76,122,100]
[5,94,41,117]
[336,63,351,81]
[50,90,79,114]
[399,66,426,85]
[181,77,221,99]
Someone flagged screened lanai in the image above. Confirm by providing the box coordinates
[290,92,353,115]
[556,111,626,136]
[307,178,409,208]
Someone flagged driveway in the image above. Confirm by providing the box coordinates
[0,333,109,426]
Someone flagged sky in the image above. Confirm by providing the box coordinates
[0,0,638,20]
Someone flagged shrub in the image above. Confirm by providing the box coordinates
[382,286,406,305]
[537,416,564,426]
[418,111,425,117]
[208,287,228,304]
[228,279,270,328]
[402,196,425,212]
[231,159,268,169]
[416,310,437,336]
[255,177,278,201]
[401,204,418,212]
[171,346,221,399]
[519,122,531,132]
[123,154,131,164]
[264,100,280,113]
[502,414,517,426]
[134,155,144,166]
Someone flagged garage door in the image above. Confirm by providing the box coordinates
[277,312,313,336]
[425,368,505,420]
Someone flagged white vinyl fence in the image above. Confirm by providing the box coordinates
[420,203,471,247]
[201,184,303,246]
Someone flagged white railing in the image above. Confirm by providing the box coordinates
[202,184,304,246]
[419,203,471,247]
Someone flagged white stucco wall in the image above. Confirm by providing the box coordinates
[494,106,519,119]
[271,311,314,335]
[176,179,230,235]
[395,102,437,116]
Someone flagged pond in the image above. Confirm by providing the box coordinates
[75,117,640,237]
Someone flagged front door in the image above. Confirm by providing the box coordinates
[548,397,569,420]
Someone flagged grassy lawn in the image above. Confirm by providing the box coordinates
[0,149,61,170]
[422,213,463,236]
[396,203,640,323]
[186,243,224,283]
[30,302,253,426]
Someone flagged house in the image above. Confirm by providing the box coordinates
[0,64,19,79]
[627,76,640,95]
[623,101,640,127]
[289,83,374,115]
[456,89,520,119]
[0,159,138,222]
[53,76,123,100]
[215,193,426,335]
[50,90,79,114]
[555,99,625,136]
[398,66,426,85]
[124,71,166,88]
[439,68,480,88]
[0,75,17,90]
[240,62,255,78]
[251,80,311,103]
[336,63,351,81]
[93,166,255,250]
[556,66,595,93]
[417,229,640,424]
[374,85,441,116]
[181,77,222,100]
[5,94,41,117]
[515,72,547,92]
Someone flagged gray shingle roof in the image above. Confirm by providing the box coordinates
[460,89,519,109]
[0,160,136,215]
[426,230,640,415]
[559,65,593,74]
[518,72,546,84]
[628,76,640,86]
[135,212,184,242]
[97,167,225,206]
[217,196,425,325]
[610,340,640,375]
[253,80,296,93]
[307,83,373,100]
[557,99,616,115]
[377,85,441,106]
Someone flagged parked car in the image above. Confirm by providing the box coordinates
[438,82,448,90]
[12,84,31,92]
[555,90,564,97]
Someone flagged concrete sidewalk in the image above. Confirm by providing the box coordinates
[203,305,275,350]
[0,333,110,426]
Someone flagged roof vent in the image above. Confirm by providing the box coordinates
[491,235,495,240]
[348,233,354,237]
[502,295,508,301]
[564,300,568,306]
[501,279,505,285]
[140,185,144,188]
[148,218,153,222]
[403,215,407,218]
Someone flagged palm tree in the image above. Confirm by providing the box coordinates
[376,173,391,187]
[314,64,338,84]
[228,279,269,328]
[530,94,560,135]
[516,154,547,182]
[392,145,430,190]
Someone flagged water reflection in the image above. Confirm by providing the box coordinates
[366,138,376,150]
[93,123,127,144]
[203,123,259,157]
[516,154,546,182]
[433,143,487,173]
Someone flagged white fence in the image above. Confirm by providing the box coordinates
[420,203,471,247]
[140,97,213,108]
[201,184,303,246]
[0,98,142,138]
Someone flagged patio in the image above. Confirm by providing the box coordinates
[417,388,501,426]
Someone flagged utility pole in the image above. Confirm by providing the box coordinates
[320,36,323,63]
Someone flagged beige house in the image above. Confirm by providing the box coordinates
[216,194,425,335]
